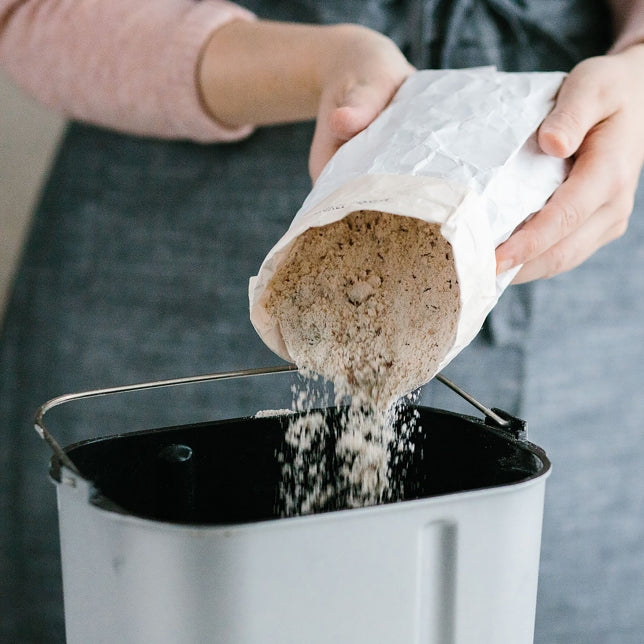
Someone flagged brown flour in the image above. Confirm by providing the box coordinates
[267,210,460,409]
[266,210,460,514]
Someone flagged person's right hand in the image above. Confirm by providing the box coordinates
[198,20,413,182]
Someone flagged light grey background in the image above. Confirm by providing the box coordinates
[0,70,65,322]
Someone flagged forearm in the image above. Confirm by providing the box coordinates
[0,0,255,141]
[198,20,325,128]
[198,21,400,129]
[608,0,644,52]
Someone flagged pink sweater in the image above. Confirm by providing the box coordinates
[0,0,255,142]
[2,1,643,143]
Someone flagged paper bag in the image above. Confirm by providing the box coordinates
[249,67,568,380]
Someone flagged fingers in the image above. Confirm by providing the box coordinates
[329,85,384,140]
[496,113,635,280]
[309,85,384,181]
[510,201,629,283]
[309,79,407,181]
[308,26,414,181]
[308,118,339,182]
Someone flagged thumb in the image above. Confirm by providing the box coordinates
[538,64,613,159]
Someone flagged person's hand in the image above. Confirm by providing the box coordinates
[198,20,413,182]
[308,25,414,181]
[495,43,644,283]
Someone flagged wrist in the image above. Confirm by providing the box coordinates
[607,40,644,65]
[608,36,644,54]
[608,2,644,55]
[315,24,411,97]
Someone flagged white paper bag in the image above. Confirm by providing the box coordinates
[249,67,568,376]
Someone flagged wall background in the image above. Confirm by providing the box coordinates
[0,70,65,323]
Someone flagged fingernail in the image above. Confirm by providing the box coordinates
[496,259,514,274]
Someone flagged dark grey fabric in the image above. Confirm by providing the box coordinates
[3,1,641,642]
[425,179,644,644]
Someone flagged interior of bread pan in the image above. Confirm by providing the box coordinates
[53,405,549,524]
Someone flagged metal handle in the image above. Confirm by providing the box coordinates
[34,364,299,476]
[434,374,511,429]
[34,364,511,476]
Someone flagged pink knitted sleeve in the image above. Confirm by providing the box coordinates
[0,0,256,142]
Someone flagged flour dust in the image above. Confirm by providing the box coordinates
[267,211,459,516]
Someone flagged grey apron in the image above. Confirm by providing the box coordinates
[3,2,642,642]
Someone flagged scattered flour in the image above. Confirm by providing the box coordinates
[266,210,460,516]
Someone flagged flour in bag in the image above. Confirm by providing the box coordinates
[266,210,460,513]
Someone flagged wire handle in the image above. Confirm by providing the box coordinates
[434,374,511,429]
[35,364,511,477]
[34,365,300,476]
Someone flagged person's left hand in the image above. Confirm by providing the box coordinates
[495,43,644,283]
